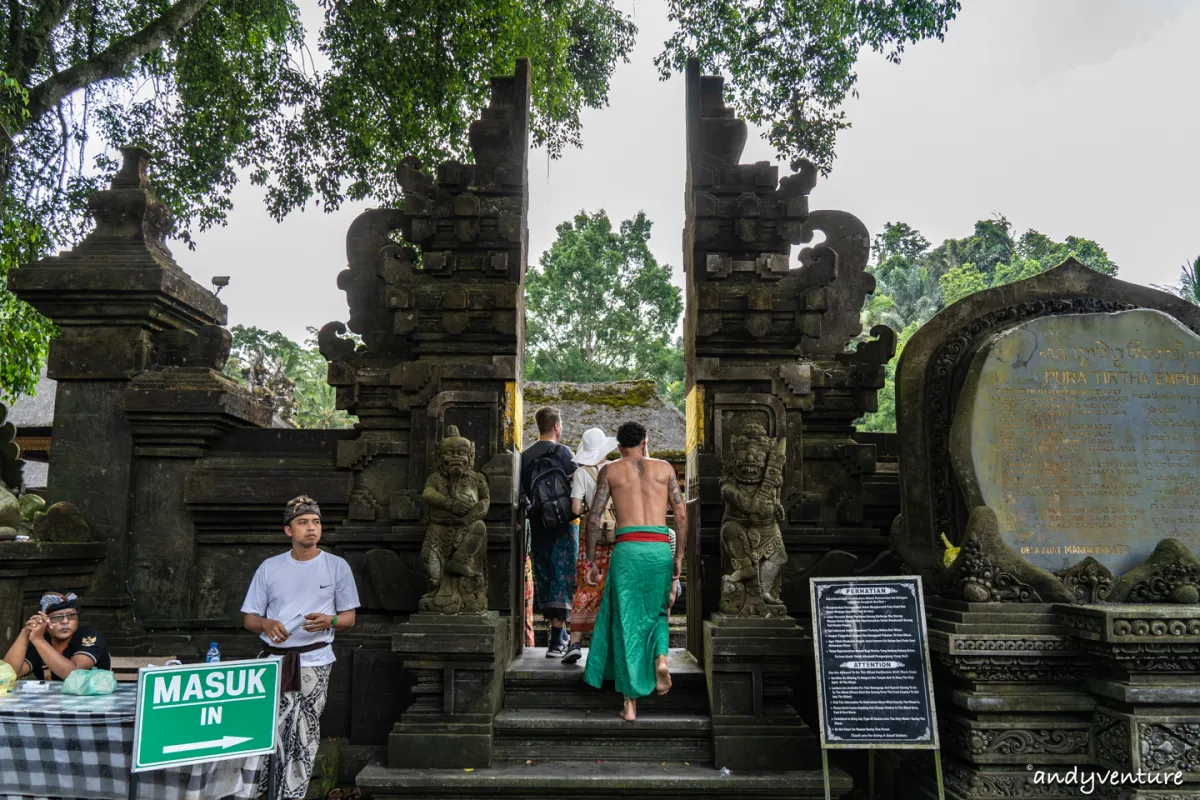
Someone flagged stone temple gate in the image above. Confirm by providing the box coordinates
[5,59,900,797]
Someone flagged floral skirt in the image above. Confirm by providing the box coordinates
[570,541,613,635]
[524,553,535,647]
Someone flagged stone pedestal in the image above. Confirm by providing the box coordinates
[915,599,1093,800]
[7,146,229,636]
[0,541,106,643]
[389,611,508,768]
[1059,604,1200,788]
[703,614,820,770]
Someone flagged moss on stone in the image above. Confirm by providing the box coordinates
[311,738,342,799]
[524,380,659,411]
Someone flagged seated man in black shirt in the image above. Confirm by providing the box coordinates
[2,591,110,680]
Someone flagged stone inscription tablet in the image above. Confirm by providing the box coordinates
[951,309,1200,574]
[809,576,937,748]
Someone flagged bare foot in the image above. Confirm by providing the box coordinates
[621,697,637,721]
[655,656,672,696]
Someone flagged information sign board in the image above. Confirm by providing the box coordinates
[809,575,938,749]
[133,657,280,771]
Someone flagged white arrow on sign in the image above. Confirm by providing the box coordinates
[162,735,252,755]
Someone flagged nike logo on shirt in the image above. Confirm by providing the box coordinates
[320,584,332,589]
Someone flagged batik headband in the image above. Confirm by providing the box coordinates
[39,592,78,615]
[283,496,321,525]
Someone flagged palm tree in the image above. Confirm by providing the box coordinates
[867,264,943,332]
[1153,256,1200,304]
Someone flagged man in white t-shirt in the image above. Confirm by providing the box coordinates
[241,495,359,800]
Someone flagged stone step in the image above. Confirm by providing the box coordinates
[926,619,1068,636]
[527,614,688,649]
[924,599,1062,618]
[504,647,709,713]
[493,708,713,763]
[357,760,851,799]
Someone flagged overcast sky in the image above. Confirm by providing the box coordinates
[177,0,1200,345]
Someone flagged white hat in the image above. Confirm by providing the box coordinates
[573,427,619,466]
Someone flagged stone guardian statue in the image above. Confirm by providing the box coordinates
[719,423,788,617]
[419,426,490,613]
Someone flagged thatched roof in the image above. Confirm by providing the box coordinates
[6,368,55,430]
[523,381,685,458]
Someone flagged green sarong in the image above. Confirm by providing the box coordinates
[583,526,674,699]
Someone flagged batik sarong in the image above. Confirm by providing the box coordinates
[259,663,331,800]
[531,521,578,620]
[583,526,674,700]
[524,552,535,647]
[570,541,613,635]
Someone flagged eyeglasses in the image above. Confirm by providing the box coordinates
[47,613,78,624]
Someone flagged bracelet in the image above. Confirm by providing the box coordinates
[331,615,338,630]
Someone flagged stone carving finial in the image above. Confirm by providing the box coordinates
[112,145,151,189]
[719,422,788,617]
[87,145,176,261]
[419,425,491,613]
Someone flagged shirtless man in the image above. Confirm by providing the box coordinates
[582,420,687,721]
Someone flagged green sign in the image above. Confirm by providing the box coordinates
[133,657,281,771]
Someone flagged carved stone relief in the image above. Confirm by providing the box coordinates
[718,423,787,617]
[418,426,490,614]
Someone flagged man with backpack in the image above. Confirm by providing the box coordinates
[561,427,620,664]
[520,406,579,657]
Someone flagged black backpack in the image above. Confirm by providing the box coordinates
[526,446,573,529]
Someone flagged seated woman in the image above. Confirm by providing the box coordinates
[2,591,110,680]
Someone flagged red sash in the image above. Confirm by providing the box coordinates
[615,531,671,544]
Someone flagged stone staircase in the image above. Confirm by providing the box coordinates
[357,646,848,798]
[494,647,712,764]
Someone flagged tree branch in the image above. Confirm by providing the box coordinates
[14,0,76,85]
[6,0,27,77]
[20,0,211,132]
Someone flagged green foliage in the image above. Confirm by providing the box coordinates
[0,194,55,402]
[1014,230,1118,277]
[0,69,49,403]
[937,263,988,306]
[225,325,357,429]
[1155,256,1200,305]
[872,263,941,331]
[269,0,636,216]
[0,0,955,401]
[0,0,638,397]
[922,217,1014,282]
[874,221,931,265]
[860,218,1121,433]
[525,210,684,409]
[656,0,960,173]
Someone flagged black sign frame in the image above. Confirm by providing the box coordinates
[809,575,940,750]
[809,575,943,800]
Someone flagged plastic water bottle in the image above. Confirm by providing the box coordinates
[205,642,221,663]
